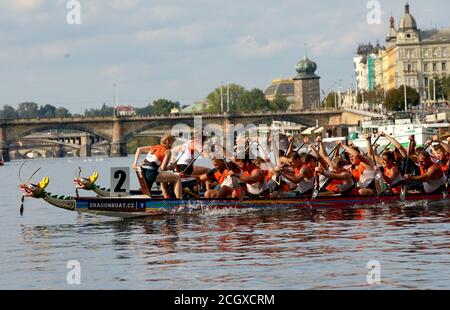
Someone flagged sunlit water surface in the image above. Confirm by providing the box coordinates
[0,157,449,289]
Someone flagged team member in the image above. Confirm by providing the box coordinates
[404,151,447,194]
[132,134,182,199]
[338,141,376,196]
[199,158,241,198]
[173,137,210,176]
[380,151,403,194]
[232,158,268,198]
[318,157,354,195]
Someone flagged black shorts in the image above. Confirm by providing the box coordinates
[177,164,194,175]
[142,166,159,190]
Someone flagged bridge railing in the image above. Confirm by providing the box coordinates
[1,108,342,123]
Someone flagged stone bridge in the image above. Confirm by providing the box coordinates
[0,109,380,162]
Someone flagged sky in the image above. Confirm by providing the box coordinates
[0,0,449,113]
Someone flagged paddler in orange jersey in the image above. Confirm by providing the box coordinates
[199,158,242,199]
[338,140,376,196]
[404,151,447,194]
[279,152,315,197]
[132,134,182,199]
[317,157,354,196]
[380,151,403,194]
[430,135,450,175]
[231,157,268,198]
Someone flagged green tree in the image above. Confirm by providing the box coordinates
[235,88,271,112]
[324,92,338,108]
[38,104,57,118]
[269,94,291,112]
[135,104,154,116]
[206,84,247,113]
[206,84,273,113]
[17,102,39,118]
[0,105,18,119]
[152,99,179,116]
[55,107,71,117]
[385,85,420,111]
[85,103,114,117]
[442,76,450,100]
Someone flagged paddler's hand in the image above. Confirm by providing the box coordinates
[132,163,138,171]
[366,133,372,140]
[433,135,440,142]
[316,136,322,143]
[404,174,411,181]
[303,137,310,145]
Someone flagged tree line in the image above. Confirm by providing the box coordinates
[0,84,291,120]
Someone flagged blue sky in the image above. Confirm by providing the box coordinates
[0,0,449,112]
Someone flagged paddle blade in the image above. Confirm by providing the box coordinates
[312,189,319,200]
[400,185,407,201]
[20,196,24,216]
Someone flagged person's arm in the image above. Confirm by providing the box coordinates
[132,146,151,170]
[160,150,173,171]
[383,166,400,184]
[340,141,374,170]
[238,169,263,184]
[380,131,407,157]
[322,170,352,181]
[316,136,333,169]
[281,166,307,184]
[406,166,441,182]
[366,134,378,161]
[433,135,450,154]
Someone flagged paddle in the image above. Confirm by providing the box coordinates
[256,140,282,186]
[180,152,202,175]
[400,139,413,201]
[295,142,306,153]
[19,167,41,216]
[369,137,387,196]
[442,159,450,199]
[378,143,391,156]
[312,143,321,199]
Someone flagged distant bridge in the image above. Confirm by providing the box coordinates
[0,109,381,162]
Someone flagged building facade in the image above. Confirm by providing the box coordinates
[375,3,450,102]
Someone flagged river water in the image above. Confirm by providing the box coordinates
[0,157,449,290]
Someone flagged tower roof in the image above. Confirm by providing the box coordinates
[398,2,418,31]
[386,16,397,40]
[294,47,320,80]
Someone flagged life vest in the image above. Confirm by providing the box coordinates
[325,178,354,194]
[177,140,198,166]
[145,145,168,167]
[384,165,403,194]
[242,164,267,195]
[420,164,446,194]
[214,169,231,185]
[351,164,376,189]
[440,159,450,175]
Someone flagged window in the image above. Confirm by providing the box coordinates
[425,77,429,87]
[424,63,429,72]
[433,63,437,71]
[443,62,447,72]
[443,49,448,57]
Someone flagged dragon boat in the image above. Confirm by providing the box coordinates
[20,175,450,219]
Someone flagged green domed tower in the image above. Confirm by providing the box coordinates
[292,48,321,111]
